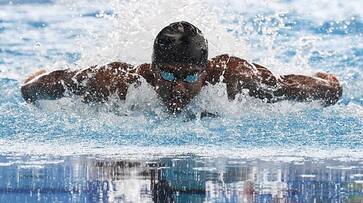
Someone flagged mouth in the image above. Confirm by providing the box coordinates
[158,87,193,113]
[165,97,188,113]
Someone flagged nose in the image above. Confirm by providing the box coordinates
[173,81,188,94]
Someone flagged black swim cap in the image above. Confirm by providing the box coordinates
[152,21,208,69]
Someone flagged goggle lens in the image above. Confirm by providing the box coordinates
[160,71,199,83]
[184,73,198,83]
[160,71,176,81]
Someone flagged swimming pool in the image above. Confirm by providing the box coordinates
[0,0,362,202]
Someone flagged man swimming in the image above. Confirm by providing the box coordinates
[21,21,342,113]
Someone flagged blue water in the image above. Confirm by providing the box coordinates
[0,0,363,202]
[1,156,363,202]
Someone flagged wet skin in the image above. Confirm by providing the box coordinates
[21,54,343,113]
[149,63,207,112]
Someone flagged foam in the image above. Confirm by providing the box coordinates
[211,0,363,22]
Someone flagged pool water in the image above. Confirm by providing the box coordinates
[1,155,363,202]
[0,0,363,202]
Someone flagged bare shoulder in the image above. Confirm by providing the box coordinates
[24,69,47,84]
[136,63,155,86]
[76,62,133,76]
[104,61,134,73]
[206,54,256,84]
[73,62,138,83]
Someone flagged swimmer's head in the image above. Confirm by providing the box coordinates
[152,21,208,113]
[152,21,208,69]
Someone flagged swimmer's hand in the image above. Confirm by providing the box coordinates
[314,72,340,84]
[21,69,75,103]
[24,69,46,84]
[314,72,343,105]
[277,72,343,106]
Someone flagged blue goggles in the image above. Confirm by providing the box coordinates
[160,70,200,83]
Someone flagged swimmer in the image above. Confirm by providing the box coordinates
[21,21,342,113]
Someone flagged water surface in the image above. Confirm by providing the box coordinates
[0,0,362,202]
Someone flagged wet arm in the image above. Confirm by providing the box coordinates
[21,69,78,102]
[21,62,138,103]
[234,62,343,105]
[74,62,139,102]
[236,62,343,105]
[208,55,342,105]
[275,72,343,106]
[207,55,279,101]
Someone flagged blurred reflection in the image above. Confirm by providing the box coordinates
[0,155,363,202]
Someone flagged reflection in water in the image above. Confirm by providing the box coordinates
[0,155,363,202]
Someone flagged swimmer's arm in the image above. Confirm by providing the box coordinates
[77,62,139,102]
[207,55,279,101]
[209,55,342,105]
[243,63,343,105]
[21,62,138,103]
[21,69,78,102]
[274,72,343,106]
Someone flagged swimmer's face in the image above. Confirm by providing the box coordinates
[153,63,207,113]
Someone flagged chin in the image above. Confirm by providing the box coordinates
[166,100,189,114]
